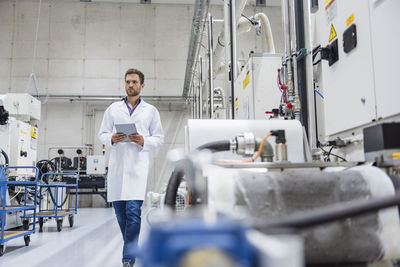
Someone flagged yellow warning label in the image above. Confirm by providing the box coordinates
[243,68,250,89]
[31,126,37,139]
[235,97,238,111]
[20,129,27,135]
[329,24,337,42]
[346,13,354,27]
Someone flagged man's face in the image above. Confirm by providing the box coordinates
[125,74,144,97]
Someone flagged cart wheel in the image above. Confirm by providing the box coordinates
[39,218,44,232]
[23,219,29,230]
[0,244,4,256]
[68,215,74,227]
[24,235,30,246]
[57,219,63,232]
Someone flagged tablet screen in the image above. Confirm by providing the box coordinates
[115,123,137,142]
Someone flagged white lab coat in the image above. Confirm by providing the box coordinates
[98,99,164,201]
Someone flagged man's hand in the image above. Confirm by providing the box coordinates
[128,133,144,146]
[112,133,126,144]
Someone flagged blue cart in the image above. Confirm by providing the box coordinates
[24,172,78,232]
[0,166,39,256]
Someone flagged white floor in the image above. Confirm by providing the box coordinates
[0,208,141,267]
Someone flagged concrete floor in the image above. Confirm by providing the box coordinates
[0,208,142,267]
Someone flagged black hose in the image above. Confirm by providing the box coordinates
[196,140,231,152]
[255,193,400,231]
[0,149,9,166]
[164,169,185,208]
[36,160,70,208]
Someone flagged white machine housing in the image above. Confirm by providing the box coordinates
[185,119,306,162]
[234,54,283,120]
[4,93,41,122]
[86,155,106,175]
[0,118,38,176]
[313,0,400,137]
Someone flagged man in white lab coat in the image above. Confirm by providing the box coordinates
[98,68,164,267]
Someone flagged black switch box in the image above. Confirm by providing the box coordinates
[363,123,400,153]
[321,39,339,66]
[343,24,357,53]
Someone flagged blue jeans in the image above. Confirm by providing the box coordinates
[113,200,143,264]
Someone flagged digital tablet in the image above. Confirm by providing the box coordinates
[115,123,137,142]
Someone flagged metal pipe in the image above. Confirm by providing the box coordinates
[224,0,231,119]
[208,13,214,119]
[182,0,210,98]
[303,0,317,149]
[229,0,237,119]
[193,89,196,119]
[35,94,188,102]
[289,0,302,123]
[199,57,203,119]
[294,0,309,138]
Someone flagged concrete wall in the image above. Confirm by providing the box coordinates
[0,0,283,207]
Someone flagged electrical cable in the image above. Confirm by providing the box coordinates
[196,140,231,152]
[36,159,70,208]
[31,0,42,73]
[0,149,9,167]
[255,193,400,230]
[313,59,321,66]
[314,88,324,99]
[164,169,185,208]
[327,146,334,162]
[319,145,347,162]
[241,13,255,25]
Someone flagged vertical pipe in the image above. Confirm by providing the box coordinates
[294,0,309,138]
[199,57,203,119]
[208,13,214,119]
[192,89,196,119]
[282,0,294,94]
[302,0,317,149]
[224,0,231,119]
[229,0,237,119]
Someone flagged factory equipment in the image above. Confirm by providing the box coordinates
[0,93,41,230]
[0,149,39,256]
[22,172,78,232]
[0,119,38,177]
[312,0,400,139]
[174,0,400,265]
[86,155,106,175]
[39,147,107,205]
[153,119,400,266]
[234,54,284,120]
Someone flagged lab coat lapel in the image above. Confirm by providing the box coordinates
[131,100,148,119]
[118,101,131,118]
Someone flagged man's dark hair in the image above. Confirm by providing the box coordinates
[125,68,144,84]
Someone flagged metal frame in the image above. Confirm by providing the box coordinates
[0,166,39,254]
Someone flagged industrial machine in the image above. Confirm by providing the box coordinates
[234,54,283,120]
[0,93,41,230]
[37,147,107,205]
[149,119,400,267]
[144,0,400,265]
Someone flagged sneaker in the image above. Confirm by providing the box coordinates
[122,261,131,267]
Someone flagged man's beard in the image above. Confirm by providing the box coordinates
[126,88,139,97]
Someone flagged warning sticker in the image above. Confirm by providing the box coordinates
[235,97,238,111]
[31,126,37,139]
[346,13,354,27]
[243,68,250,89]
[329,24,337,42]
[325,0,337,23]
